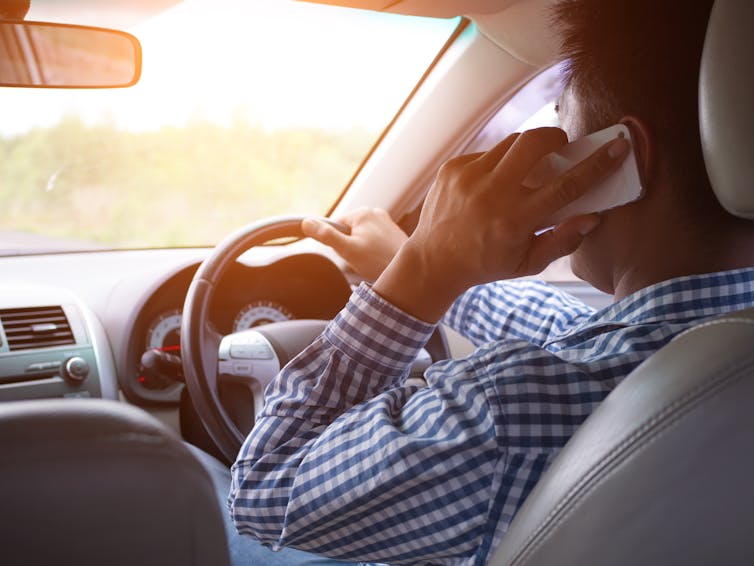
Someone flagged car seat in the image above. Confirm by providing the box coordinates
[0,398,230,566]
[490,1,754,564]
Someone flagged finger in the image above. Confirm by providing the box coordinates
[520,213,602,274]
[529,136,629,217]
[439,151,485,173]
[336,206,372,228]
[473,132,520,168]
[301,217,351,249]
[492,127,568,179]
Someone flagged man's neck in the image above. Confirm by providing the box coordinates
[611,222,754,300]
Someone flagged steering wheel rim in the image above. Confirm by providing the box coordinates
[181,216,309,462]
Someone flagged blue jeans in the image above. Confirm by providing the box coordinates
[228,534,357,566]
[187,443,359,566]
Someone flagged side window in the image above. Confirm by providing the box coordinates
[465,63,563,154]
[464,63,579,282]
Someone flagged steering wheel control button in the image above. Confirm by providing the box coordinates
[229,335,274,360]
[218,360,254,377]
[233,362,253,376]
[218,330,282,389]
[63,356,90,382]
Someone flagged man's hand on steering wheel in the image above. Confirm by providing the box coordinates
[301,207,408,281]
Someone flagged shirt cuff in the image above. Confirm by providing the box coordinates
[324,283,436,375]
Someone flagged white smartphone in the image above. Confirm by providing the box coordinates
[522,124,644,228]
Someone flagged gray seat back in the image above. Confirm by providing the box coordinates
[491,309,754,565]
[0,399,230,566]
[699,0,754,217]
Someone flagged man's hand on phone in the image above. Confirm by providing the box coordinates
[374,127,629,322]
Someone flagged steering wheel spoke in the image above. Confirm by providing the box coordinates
[218,329,282,418]
[200,322,223,388]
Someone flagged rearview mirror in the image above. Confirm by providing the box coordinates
[0,20,141,88]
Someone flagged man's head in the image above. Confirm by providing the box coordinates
[0,0,30,19]
[550,0,749,296]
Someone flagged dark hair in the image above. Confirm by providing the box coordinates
[0,0,30,19]
[552,0,721,222]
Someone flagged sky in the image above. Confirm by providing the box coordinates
[0,0,457,135]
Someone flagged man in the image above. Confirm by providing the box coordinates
[228,0,754,564]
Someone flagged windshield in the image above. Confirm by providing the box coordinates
[0,0,458,255]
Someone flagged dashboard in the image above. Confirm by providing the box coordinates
[0,245,353,416]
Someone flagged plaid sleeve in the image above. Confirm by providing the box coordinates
[230,283,498,560]
[443,279,595,347]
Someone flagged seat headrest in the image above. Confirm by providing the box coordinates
[699,0,754,219]
[0,399,230,566]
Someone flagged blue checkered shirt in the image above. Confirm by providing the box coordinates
[229,268,754,565]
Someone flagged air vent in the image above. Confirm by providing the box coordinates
[0,306,75,351]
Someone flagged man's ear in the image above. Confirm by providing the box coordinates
[619,116,655,189]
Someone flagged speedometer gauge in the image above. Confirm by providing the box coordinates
[233,300,293,331]
[146,309,182,352]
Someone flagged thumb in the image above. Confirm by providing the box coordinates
[301,217,351,250]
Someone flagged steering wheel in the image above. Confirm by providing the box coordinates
[181,215,449,463]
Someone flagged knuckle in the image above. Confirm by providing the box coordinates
[437,159,458,178]
[580,147,616,180]
[554,175,580,202]
[352,206,369,219]
[518,127,566,147]
[439,159,476,190]
[457,169,481,194]
[492,215,523,240]
[517,129,540,144]
[441,155,467,171]
[591,149,614,172]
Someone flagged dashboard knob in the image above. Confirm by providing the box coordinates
[140,348,184,383]
[63,356,90,382]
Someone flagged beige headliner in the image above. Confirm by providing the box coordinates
[32,0,560,67]
[301,0,560,66]
[27,0,181,28]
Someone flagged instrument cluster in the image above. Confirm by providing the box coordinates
[126,253,351,401]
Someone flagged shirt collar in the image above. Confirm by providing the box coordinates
[587,267,754,326]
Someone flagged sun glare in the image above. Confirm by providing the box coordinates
[0,0,456,134]
[0,0,458,250]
